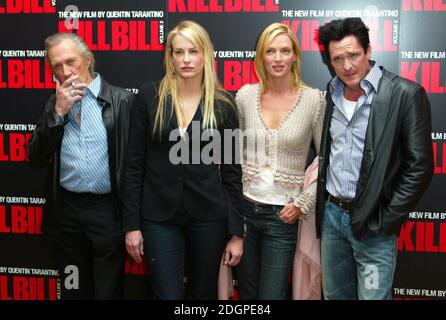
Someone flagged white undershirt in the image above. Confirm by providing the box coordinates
[179,127,187,137]
[244,168,293,206]
[342,96,357,121]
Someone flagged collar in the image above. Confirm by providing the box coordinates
[85,72,101,98]
[96,74,113,106]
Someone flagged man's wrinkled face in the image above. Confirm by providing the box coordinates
[47,39,92,85]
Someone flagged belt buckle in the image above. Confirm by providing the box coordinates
[339,199,351,213]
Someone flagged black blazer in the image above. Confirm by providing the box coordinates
[123,82,244,237]
[316,67,434,240]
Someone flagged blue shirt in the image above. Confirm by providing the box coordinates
[326,61,382,199]
[59,73,111,194]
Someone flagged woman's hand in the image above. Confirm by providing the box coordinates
[224,235,243,267]
[125,230,144,263]
[278,204,303,224]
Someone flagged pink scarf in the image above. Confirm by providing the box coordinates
[292,156,322,300]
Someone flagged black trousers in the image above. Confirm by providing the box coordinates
[57,188,125,300]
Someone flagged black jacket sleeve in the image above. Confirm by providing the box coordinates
[219,96,244,238]
[122,83,155,231]
[28,95,65,169]
[381,86,434,235]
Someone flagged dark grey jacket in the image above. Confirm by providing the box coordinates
[316,67,434,240]
[28,76,134,240]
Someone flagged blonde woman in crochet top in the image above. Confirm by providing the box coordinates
[235,23,325,300]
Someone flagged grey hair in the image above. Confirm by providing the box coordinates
[44,32,95,75]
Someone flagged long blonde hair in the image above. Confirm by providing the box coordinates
[154,20,230,138]
[254,23,305,93]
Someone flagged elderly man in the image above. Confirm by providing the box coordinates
[28,32,134,299]
[316,18,433,300]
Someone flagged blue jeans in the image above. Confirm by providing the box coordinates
[141,216,227,300]
[237,200,298,300]
[321,201,397,300]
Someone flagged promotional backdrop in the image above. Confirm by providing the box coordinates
[0,0,444,300]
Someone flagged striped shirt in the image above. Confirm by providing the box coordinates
[59,73,111,194]
[326,61,382,200]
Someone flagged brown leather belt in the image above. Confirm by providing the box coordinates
[328,194,353,213]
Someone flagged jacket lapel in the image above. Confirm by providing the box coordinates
[320,93,334,173]
[355,73,394,199]
[367,76,393,153]
[166,97,204,131]
[166,95,179,131]
[186,103,203,135]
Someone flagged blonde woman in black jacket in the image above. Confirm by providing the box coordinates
[123,20,243,300]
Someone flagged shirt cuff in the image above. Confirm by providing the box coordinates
[293,191,316,220]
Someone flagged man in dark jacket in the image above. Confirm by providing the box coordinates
[28,32,133,299]
[316,18,433,300]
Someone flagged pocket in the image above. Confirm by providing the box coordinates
[242,200,255,217]
[272,208,297,229]
[367,205,383,234]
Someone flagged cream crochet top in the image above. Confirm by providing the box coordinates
[235,83,326,217]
